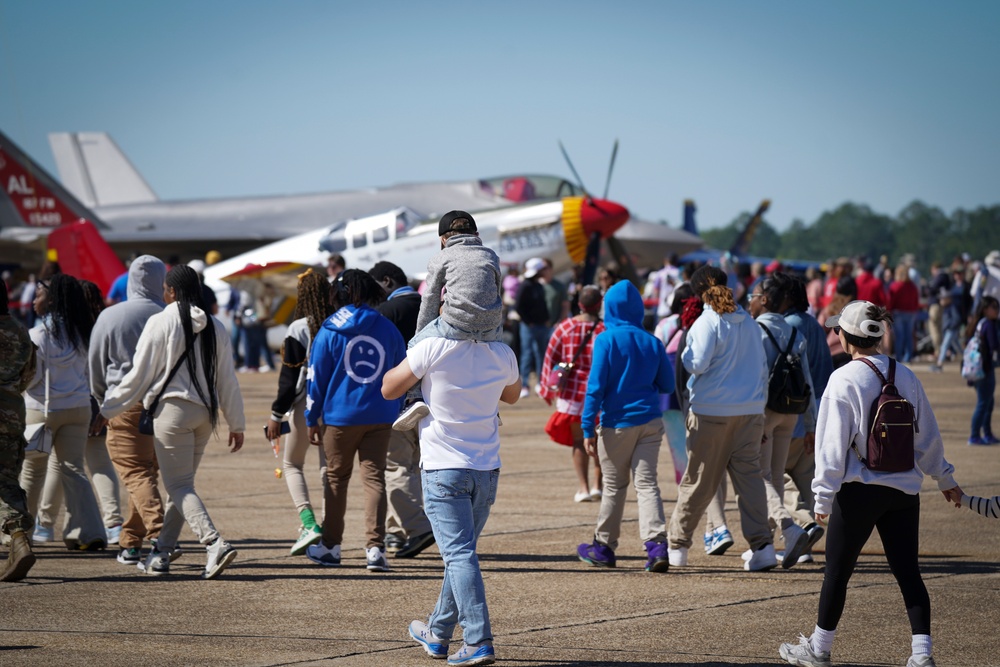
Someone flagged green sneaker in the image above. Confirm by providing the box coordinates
[290,525,323,556]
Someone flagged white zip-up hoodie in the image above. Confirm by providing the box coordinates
[25,321,91,412]
[812,355,957,515]
[101,302,245,432]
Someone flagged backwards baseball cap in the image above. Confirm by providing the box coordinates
[438,210,477,236]
[825,300,886,338]
[523,257,546,279]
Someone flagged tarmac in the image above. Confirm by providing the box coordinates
[1,363,998,666]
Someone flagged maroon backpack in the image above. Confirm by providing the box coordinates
[851,357,917,473]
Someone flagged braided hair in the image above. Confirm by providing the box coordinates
[758,271,796,313]
[690,265,736,315]
[294,268,333,340]
[46,274,94,352]
[79,280,106,320]
[165,265,219,428]
[335,269,385,309]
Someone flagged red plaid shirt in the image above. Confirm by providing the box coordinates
[539,318,604,407]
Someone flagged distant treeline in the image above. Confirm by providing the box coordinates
[700,201,1000,270]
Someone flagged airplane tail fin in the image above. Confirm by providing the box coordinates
[682,200,698,236]
[0,129,105,231]
[728,199,770,257]
[49,132,157,207]
[47,220,126,295]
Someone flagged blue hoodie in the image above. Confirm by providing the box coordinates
[682,303,767,417]
[306,304,405,427]
[581,281,675,438]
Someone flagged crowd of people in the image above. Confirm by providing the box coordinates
[2,229,1000,667]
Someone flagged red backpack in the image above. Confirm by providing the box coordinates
[852,357,917,473]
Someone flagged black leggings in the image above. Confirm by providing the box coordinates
[817,482,930,635]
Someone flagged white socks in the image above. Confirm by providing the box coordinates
[912,633,932,656]
[811,626,836,654]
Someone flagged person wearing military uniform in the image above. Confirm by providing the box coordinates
[0,277,38,582]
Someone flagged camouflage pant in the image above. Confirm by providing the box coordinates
[0,398,32,535]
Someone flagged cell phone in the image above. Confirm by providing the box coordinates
[264,421,292,437]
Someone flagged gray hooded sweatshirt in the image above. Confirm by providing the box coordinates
[89,255,166,403]
[416,234,503,334]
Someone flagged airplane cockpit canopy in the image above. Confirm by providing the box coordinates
[478,175,581,203]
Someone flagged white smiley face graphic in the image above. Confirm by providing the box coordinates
[343,335,386,384]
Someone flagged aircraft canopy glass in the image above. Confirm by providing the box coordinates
[478,175,580,202]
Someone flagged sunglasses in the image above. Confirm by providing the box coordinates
[833,326,841,335]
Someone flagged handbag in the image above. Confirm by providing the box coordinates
[139,340,196,436]
[545,323,597,392]
[24,344,52,454]
[961,321,986,383]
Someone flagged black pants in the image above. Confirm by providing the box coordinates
[817,482,930,635]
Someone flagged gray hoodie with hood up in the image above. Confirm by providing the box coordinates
[89,255,166,403]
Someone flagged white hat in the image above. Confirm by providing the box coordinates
[986,250,1000,268]
[523,257,546,279]
[187,259,206,275]
[825,300,886,338]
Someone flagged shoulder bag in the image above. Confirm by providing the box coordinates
[139,337,196,436]
[24,338,52,454]
[545,322,597,392]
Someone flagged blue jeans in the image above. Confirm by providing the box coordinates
[519,322,551,385]
[971,366,996,439]
[422,468,499,646]
[893,311,917,363]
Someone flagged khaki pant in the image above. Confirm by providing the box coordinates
[669,412,771,551]
[928,303,943,357]
[385,426,431,539]
[593,418,666,550]
[21,406,105,545]
[37,434,122,532]
[153,399,222,550]
[783,436,816,527]
[761,409,798,529]
[321,423,390,549]
[282,396,327,513]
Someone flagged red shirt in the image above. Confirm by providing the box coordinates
[855,271,887,307]
[888,280,920,312]
[539,318,605,407]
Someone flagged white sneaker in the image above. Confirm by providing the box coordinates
[306,542,341,566]
[745,544,778,572]
[138,548,170,575]
[776,550,814,565]
[778,634,831,667]
[589,487,602,500]
[781,524,810,570]
[574,491,592,503]
[518,387,530,399]
[203,538,238,579]
[667,546,688,567]
[906,655,937,667]
[393,401,430,431]
[366,546,389,572]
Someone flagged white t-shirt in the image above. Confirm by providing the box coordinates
[407,337,519,471]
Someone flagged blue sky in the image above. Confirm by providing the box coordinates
[1,1,997,231]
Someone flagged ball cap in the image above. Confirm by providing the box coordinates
[825,300,886,338]
[523,257,547,279]
[438,210,477,236]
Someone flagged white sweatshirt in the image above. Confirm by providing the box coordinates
[25,323,91,412]
[101,302,245,432]
[812,355,957,515]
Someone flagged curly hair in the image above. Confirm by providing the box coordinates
[46,274,94,351]
[294,268,334,340]
[166,265,219,428]
[690,265,736,315]
[79,280,105,320]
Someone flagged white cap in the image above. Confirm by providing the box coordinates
[825,300,886,338]
[187,259,206,275]
[523,257,546,279]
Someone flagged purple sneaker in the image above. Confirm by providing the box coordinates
[984,435,1000,445]
[644,540,669,573]
[577,541,616,568]
[968,436,989,446]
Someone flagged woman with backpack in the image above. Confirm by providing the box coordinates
[748,272,817,569]
[779,300,962,667]
[964,295,998,445]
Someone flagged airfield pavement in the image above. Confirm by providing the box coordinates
[1,364,998,667]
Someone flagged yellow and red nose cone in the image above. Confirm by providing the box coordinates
[560,196,630,264]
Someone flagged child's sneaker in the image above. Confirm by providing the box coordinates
[393,401,430,431]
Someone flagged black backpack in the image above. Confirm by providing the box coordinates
[760,323,811,414]
[852,357,917,473]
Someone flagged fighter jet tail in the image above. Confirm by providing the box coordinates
[49,132,158,207]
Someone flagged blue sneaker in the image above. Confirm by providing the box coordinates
[106,524,122,546]
[968,436,989,446]
[33,520,53,544]
[577,541,616,568]
[409,620,448,659]
[644,540,669,573]
[447,642,495,666]
[984,435,1000,445]
[706,527,734,556]
[306,542,341,566]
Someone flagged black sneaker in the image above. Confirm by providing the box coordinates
[385,533,405,554]
[395,531,436,559]
[117,547,142,565]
